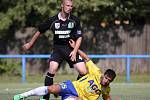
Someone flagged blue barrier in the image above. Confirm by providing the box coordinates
[0,54,150,83]
[0,55,50,83]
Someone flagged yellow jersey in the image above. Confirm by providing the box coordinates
[72,60,110,100]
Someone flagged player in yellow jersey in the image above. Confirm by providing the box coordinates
[13,39,116,100]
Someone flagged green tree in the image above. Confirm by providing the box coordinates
[0,0,149,54]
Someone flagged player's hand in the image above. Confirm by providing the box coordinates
[69,50,77,62]
[69,39,75,48]
[22,42,32,51]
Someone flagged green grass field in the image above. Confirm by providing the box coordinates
[0,83,150,100]
[0,74,150,100]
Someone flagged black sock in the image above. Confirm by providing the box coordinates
[77,74,84,80]
[43,72,55,100]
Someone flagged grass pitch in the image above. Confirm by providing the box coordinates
[0,83,150,100]
[0,74,150,100]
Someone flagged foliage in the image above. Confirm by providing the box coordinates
[0,59,22,75]
[0,0,149,73]
[0,0,149,32]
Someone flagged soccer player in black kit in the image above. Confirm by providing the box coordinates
[22,0,87,100]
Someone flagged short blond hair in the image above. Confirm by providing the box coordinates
[61,0,73,4]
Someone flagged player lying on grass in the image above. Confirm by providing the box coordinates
[13,39,116,100]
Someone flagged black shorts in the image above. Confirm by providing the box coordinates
[49,44,84,68]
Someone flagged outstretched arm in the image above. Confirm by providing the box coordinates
[69,39,101,75]
[69,39,90,62]
[22,31,41,50]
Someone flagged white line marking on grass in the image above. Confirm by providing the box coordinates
[0,88,33,93]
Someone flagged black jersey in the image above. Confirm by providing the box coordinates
[38,13,83,45]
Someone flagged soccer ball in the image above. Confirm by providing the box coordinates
[64,96,77,100]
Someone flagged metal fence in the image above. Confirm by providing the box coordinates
[0,54,150,83]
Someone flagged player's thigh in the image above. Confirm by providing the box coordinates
[48,61,59,74]
[59,80,78,99]
[50,50,63,64]
[74,62,87,75]
[66,54,87,75]
[49,49,63,73]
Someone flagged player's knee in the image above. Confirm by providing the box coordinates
[48,85,60,94]
[49,61,59,74]
[80,68,88,75]
[48,85,55,93]
[75,63,88,75]
[83,69,88,74]
[48,68,57,74]
[80,71,87,75]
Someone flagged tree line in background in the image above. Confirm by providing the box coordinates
[0,0,149,54]
[0,0,150,75]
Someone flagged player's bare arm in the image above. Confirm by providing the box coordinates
[69,37,82,61]
[22,31,41,50]
[69,39,90,62]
